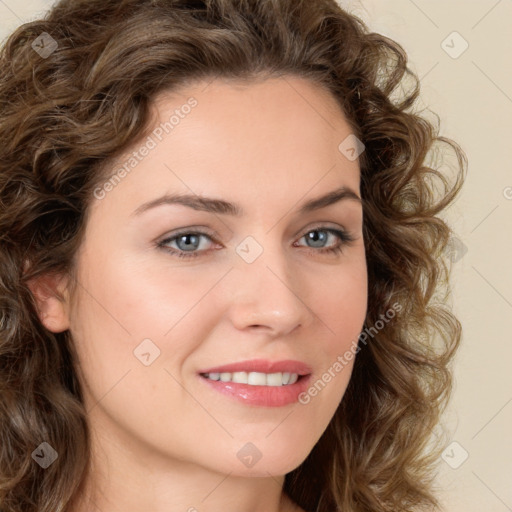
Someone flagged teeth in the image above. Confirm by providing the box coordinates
[232,371,247,384]
[203,371,300,386]
[220,372,231,382]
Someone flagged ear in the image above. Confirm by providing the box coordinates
[26,272,71,333]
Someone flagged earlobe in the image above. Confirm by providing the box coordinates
[26,273,71,333]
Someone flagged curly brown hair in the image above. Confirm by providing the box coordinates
[0,0,467,511]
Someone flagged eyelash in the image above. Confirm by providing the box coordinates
[156,226,356,260]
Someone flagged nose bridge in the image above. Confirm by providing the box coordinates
[227,234,313,334]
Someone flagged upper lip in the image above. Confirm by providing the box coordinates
[198,359,312,376]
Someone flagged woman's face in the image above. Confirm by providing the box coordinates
[59,76,367,477]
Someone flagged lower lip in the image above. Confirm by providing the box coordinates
[198,374,312,407]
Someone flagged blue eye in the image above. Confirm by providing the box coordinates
[294,228,355,256]
[157,226,355,259]
[158,231,214,258]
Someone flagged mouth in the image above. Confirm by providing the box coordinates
[199,371,305,386]
[197,359,313,407]
[197,358,312,377]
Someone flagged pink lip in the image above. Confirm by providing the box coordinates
[197,358,312,376]
[197,359,313,407]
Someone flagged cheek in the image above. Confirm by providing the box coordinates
[67,255,211,431]
[316,261,368,354]
[74,247,215,338]
[296,269,366,422]
[68,250,224,391]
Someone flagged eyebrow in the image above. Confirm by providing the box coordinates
[132,185,362,217]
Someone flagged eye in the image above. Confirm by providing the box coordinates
[294,227,355,256]
[157,230,217,259]
[156,225,355,259]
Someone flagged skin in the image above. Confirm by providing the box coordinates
[31,76,368,512]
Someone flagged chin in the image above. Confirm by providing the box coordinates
[212,446,310,478]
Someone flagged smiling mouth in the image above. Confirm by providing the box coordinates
[200,371,306,387]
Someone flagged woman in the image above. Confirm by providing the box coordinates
[0,0,467,511]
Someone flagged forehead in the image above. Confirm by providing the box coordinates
[152,75,351,137]
[148,76,358,175]
[93,75,361,218]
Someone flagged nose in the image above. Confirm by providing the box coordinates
[226,244,315,337]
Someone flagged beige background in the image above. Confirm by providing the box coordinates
[1,1,511,511]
